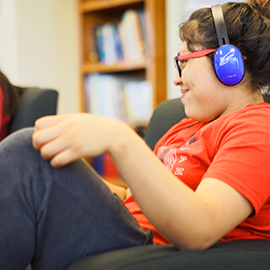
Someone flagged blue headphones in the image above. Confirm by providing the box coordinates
[211,5,245,86]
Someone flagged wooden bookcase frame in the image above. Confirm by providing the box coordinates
[78,0,167,116]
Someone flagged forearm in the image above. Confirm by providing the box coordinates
[108,126,208,249]
[109,126,251,250]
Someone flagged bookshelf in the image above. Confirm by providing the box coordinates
[78,0,166,184]
[78,0,166,118]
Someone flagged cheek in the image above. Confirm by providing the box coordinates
[184,62,227,121]
[192,61,220,97]
[183,59,215,86]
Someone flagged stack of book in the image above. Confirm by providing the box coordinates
[89,9,146,64]
[84,73,153,125]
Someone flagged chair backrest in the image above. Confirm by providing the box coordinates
[8,87,58,134]
[144,95,270,151]
[263,94,270,104]
[144,98,186,150]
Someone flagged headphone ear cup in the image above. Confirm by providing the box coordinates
[214,44,245,86]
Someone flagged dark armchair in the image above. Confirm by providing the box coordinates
[67,98,270,270]
[8,87,58,134]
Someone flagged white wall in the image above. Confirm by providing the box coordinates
[166,0,186,100]
[0,1,19,80]
[0,0,80,115]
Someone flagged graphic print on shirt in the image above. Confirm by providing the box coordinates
[179,155,187,163]
[180,141,190,150]
[157,146,188,175]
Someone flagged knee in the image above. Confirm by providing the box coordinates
[0,127,36,156]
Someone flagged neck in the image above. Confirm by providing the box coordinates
[220,90,264,118]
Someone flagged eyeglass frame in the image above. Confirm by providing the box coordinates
[174,48,217,77]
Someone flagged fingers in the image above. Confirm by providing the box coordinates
[32,115,66,150]
[33,127,82,167]
[35,115,64,130]
[32,125,60,151]
[49,148,81,168]
[39,136,70,161]
[32,114,87,167]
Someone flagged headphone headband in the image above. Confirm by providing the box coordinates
[211,4,245,86]
[211,5,230,46]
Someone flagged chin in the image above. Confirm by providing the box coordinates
[185,111,211,123]
[185,108,198,121]
[185,105,219,122]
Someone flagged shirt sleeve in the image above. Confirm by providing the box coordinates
[0,86,11,141]
[0,87,4,132]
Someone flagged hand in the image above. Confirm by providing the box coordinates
[32,113,123,167]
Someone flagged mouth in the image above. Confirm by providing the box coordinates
[180,88,189,99]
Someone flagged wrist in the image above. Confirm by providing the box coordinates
[107,121,139,162]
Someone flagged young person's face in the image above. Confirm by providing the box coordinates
[174,42,233,122]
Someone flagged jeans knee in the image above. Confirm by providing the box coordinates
[1,127,34,149]
[0,128,38,164]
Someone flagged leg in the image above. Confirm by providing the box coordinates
[0,128,152,270]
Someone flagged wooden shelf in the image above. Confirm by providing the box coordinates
[80,0,144,13]
[82,61,146,74]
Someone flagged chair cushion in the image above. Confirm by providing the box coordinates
[67,240,270,270]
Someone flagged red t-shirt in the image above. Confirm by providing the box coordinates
[0,87,11,141]
[124,103,270,244]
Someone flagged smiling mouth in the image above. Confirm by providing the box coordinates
[181,89,189,97]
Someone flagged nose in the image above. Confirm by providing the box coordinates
[173,73,182,86]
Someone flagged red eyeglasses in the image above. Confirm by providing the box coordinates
[174,48,216,77]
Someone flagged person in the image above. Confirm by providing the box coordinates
[1,0,270,269]
[0,70,22,140]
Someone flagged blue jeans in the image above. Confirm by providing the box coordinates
[0,128,153,270]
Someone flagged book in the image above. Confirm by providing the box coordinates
[123,80,153,124]
[114,24,124,61]
[94,25,105,62]
[118,9,145,63]
[89,26,100,63]
[103,153,120,178]
[137,9,147,55]
[100,23,118,64]
[84,73,127,122]
[92,153,120,179]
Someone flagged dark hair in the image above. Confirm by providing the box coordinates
[0,71,23,115]
[179,1,270,93]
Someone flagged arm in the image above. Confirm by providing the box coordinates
[109,128,253,250]
[32,113,253,250]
